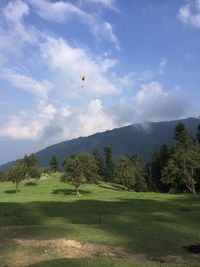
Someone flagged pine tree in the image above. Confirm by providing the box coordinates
[92,149,105,179]
[174,122,193,149]
[104,147,115,182]
[49,154,59,173]
[162,123,200,194]
[196,124,200,144]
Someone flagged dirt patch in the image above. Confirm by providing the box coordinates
[0,238,146,267]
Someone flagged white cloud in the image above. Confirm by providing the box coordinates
[27,0,119,49]
[79,99,116,136]
[178,0,200,28]
[0,67,53,99]
[0,98,116,142]
[3,0,38,44]
[134,81,189,121]
[60,107,71,117]
[0,100,59,140]
[39,104,57,119]
[85,0,116,8]
[40,36,118,97]
[0,116,42,140]
[27,0,83,22]
[3,0,29,23]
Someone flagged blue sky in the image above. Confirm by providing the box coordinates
[0,0,200,164]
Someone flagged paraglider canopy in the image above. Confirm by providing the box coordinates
[80,75,85,81]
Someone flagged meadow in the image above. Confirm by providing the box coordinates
[0,174,200,267]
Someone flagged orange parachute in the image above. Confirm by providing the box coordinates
[80,75,85,81]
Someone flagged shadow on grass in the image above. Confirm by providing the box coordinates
[0,195,199,258]
[4,189,17,194]
[24,181,37,187]
[98,183,124,191]
[52,188,91,195]
[25,257,147,267]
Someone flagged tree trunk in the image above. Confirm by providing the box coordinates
[76,186,80,196]
[16,182,19,193]
[191,183,196,194]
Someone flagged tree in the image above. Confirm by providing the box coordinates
[145,150,158,191]
[197,124,200,144]
[104,147,115,182]
[61,152,99,195]
[130,155,148,192]
[8,162,26,193]
[174,122,193,149]
[0,171,7,182]
[23,153,40,184]
[23,153,37,171]
[145,144,174,192]
[115,155,136,191]
[49,154,59,173]
[194,124,200,191]
[162,123,200,194]
[162,148,200,194]
[92,149,105,179]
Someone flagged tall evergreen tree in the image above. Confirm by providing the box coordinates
[195,124,200,191]
[174,122,193,149]
[104,147,115,182]
[92,149,105,179]
[196,124,200,144]
[162,123,200,194]
[145,144,174,192]
[49,154,59,173]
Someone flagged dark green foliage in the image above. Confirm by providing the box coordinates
[196,124,200,144]
[162,123,200,194]
[174,122,194,149]
[145,144,174,192]
[61,152,99,195]
[104,147,115,182]
[23,154,37,170]
[49,154,59,173]
[23,153,41,183]
[92,149,105,179]
[130,155,148,192]
[8,162,26,193]
[115,155,136,191]
[162,148,200,194]
[0,171,7,182]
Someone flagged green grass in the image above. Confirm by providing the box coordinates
[0,174,200,266]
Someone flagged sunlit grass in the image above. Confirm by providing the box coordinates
[0,174,199,266]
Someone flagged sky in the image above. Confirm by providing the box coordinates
[0,0,200,165]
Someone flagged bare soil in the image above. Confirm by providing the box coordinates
[0,237,146,267]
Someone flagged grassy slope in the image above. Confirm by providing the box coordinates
[0,174,200,266]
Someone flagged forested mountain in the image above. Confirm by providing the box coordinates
[0,117,199,170]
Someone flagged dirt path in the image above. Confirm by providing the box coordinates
[0,238,146,267]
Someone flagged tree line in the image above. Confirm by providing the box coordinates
[1,122,200,195]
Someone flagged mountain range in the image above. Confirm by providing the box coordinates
[0,117,200,171]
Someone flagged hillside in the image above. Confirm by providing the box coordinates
[0,117,200,170]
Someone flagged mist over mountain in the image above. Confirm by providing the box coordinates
[0,117,199,171]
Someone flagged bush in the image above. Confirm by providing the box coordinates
[0,171,8,182]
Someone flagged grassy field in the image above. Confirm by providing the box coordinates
[0,173,200,266]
